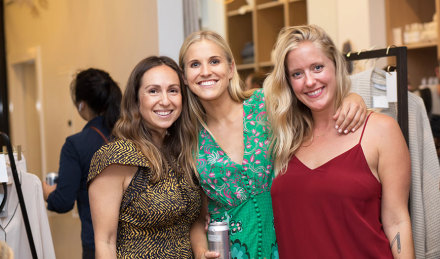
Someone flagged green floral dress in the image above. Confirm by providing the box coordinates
[197,89,278,259]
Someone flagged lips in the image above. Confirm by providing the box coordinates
[198,80,217,87]
[306,87,324,97]
[154,110,173,117]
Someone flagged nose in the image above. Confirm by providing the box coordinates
[305,71,316,87]
[159,92,171,106]
[200,63,211,76]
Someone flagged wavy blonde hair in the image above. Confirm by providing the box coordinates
[264,25,351,176]
[178,30,255,163]
[113,56,199,185]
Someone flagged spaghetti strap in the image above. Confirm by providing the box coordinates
[358,112,373,144]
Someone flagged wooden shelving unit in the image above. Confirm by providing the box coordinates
[385,0,440,87]
[225,0,308,80]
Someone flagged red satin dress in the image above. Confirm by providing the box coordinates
[271,114,393,258]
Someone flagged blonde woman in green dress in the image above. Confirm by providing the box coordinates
[180,30,367,259]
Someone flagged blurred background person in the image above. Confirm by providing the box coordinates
[244,71,266,90]
[42,68,122,259]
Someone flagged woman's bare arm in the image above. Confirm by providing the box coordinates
[372,114,414,258]
[89,164,136,259]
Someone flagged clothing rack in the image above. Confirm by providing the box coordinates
[0,132,38,259]
[345,46,409,144]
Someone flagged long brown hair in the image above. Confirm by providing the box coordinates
[113,56,199,185]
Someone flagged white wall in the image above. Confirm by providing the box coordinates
[5,0,159,172]
[307,0,338,45]
[157,0,185,61]
[200,0,225,37]
[308,0,386,52]
[368,0,387,50]
[158,0,225,61]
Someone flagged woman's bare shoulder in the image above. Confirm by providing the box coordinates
[366,112,405,144]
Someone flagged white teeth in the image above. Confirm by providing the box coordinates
[307,88,322,96]
[200,80,215,86]
[155,111,172,116]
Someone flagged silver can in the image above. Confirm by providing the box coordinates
[46,172,58,186]
[208,221,231,259]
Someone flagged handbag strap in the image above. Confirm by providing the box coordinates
[90,126,109,144]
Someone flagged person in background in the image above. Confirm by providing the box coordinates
[179,30,367,259]
[244,71,266,90]
[267,25,414,258]
[88,56,202,258]
[43,68,122,259]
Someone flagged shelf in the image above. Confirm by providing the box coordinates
[259,61,274,67]
[226,0,307,78]
[227,12,253,66]
[237,63,256,70]
[256,4,285,63]
[257,1,284,10]
[405,41,437,50]
[288,0,307,26]
[385,0,439,87]
[227,5,253,16]
[225,0,248,12]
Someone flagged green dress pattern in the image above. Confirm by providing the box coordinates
[197,89,278,259]
[88,139,202,258]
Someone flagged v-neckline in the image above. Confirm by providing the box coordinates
[203,105,246,166]
[294,144,361,171]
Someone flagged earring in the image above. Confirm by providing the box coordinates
[78,102,84,111]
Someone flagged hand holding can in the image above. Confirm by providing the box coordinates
[207,222,231,259]
[46,172,58,186]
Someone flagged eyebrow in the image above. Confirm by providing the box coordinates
[187,55,222,63]
[144,84,181,88]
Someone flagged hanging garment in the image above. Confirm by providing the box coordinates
[0,154,56,259]
[350,69,440,259]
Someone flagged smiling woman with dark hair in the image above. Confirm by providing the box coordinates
[87,56,202,258]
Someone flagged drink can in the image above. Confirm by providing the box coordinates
[208,221,231,259]
[46,172,58,186]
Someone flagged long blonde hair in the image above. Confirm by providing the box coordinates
[113,56,199,185]
[264,25,351,176]
[178,30,255,163]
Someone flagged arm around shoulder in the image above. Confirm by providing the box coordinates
[333,92,367,133]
